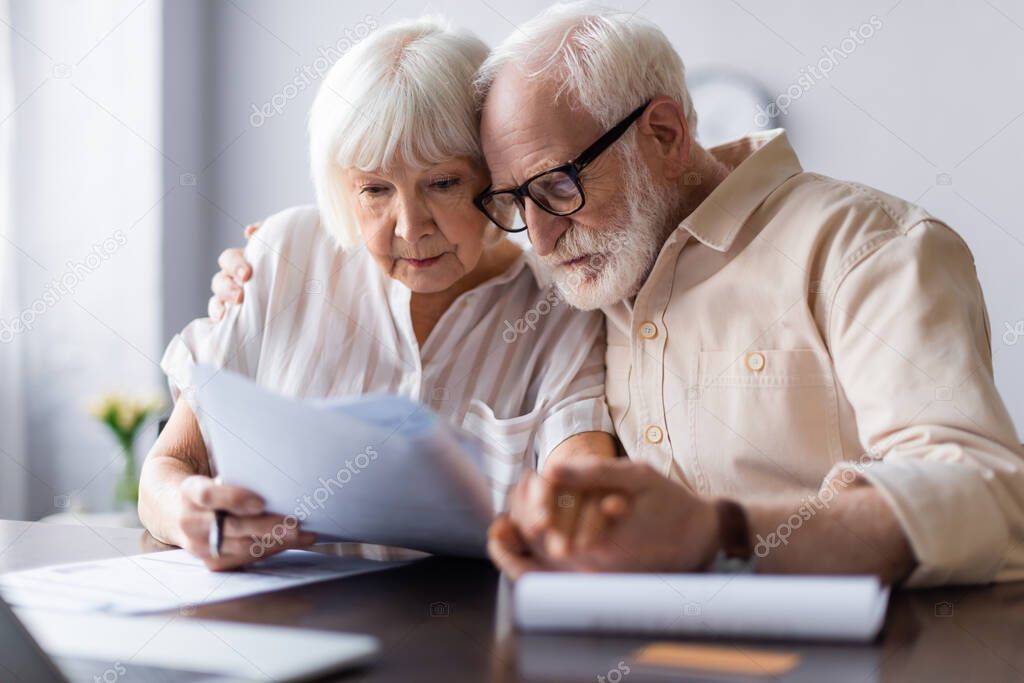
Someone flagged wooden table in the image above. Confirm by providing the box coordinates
[2,520,1023,682]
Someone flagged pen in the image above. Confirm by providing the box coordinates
[209,510,226,559]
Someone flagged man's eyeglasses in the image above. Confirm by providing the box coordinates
[474,100,652,233]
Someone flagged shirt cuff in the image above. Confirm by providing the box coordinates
[534,397,615,472]
[823,458,1010,587]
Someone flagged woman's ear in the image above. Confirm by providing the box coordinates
[637,96,691,180]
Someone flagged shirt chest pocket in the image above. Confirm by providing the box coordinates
[462,399,544,508]
[695,349,841,493]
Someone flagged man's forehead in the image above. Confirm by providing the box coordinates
[481,67,602,184]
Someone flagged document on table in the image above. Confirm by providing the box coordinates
[0,549,406,615]
[190,363,495,557]
[515,573,890,642]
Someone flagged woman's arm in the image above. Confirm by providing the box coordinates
[138,399,315,570]
[138,399,212,547]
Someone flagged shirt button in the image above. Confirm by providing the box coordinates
[638,321,658,339]
[745,351,766,372]
[644,425,664,444]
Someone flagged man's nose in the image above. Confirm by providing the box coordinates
[525,202,570,257]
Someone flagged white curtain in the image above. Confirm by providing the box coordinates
[2,0,163,519]
[0,0,27,519]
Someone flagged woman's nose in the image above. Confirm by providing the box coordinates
[394,199,435,242]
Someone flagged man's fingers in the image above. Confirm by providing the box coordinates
[490,514,528,555]
[512,473,553,540]
[181,476,264,516]
[487,515,545,581]
[548,458,650,493]
[600,493,631,520]
[573,494,609,551]
[244,222,260,240]
[216,247,252,284]
[211,272,243,305]
[545,488,581,558]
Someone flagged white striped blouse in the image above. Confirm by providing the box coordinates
[161,204,613,508]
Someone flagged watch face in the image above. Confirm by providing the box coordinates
[689,69,778,147]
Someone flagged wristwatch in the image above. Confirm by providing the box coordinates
[707,498,758,574]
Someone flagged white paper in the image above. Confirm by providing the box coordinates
[190,364,494,557]
[17,609,380,680]
[0,549,404,615]
[515,573,890,642]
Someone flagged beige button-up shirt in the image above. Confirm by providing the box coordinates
[604,130,1024,587]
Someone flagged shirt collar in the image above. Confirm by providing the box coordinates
[679,129,803,253]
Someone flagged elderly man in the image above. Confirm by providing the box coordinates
[479,3,1023,587]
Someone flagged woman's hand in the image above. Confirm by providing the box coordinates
[208,222,260,320]
[176,474,316,571]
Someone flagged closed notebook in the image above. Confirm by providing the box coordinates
[515,573,890,642]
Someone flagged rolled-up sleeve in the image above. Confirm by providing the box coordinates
[825,219,1024,587]
[531,310,615,470]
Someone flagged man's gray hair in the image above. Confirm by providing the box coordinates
[474,2,697,133]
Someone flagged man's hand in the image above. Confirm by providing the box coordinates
[504,471,616,566]
[492,457,918,584]
[489,457,722,579]
[508,433,618,564]
[208,222,259,320]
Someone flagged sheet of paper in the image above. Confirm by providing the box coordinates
[515,573,890,642]
[0,549,405,615]
[16,610,379,680]
[191,364,494,557]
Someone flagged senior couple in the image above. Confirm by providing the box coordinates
[139,3,1024,587]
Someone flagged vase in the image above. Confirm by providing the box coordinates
[113,436,139,510]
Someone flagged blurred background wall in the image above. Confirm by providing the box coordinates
[3,0,1023,519]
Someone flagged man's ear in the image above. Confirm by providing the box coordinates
[636,96,691,180]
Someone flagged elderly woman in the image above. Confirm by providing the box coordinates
[138,17,617,570]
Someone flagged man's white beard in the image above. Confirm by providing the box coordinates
[542,148,677,311]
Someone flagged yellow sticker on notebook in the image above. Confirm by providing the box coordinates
[633,642,801,676]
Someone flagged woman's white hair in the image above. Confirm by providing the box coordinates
[309,17,489,248]
[474,2,697,132]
